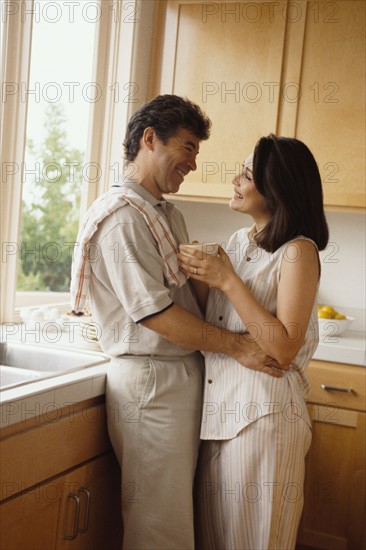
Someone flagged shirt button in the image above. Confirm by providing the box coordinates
[208,379,213,384]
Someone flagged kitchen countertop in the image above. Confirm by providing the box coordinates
[314,330,366,366]
[0,358,110,429]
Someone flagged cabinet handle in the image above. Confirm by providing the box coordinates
[77,487,91,534]
[64,493,80,540]
[320,384,354,394]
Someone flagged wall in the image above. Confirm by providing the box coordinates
[171,199,366,330]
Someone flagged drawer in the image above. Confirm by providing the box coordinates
[0,403,111,501]
[306,360,366,412]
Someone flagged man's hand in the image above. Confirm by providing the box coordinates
[229,333,288,378]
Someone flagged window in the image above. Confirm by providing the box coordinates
[17,2,96,298]
[1,0,145,322]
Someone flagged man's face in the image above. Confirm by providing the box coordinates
[146,127,200,198]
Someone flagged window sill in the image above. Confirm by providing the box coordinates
[15,291,71,309]
[13,292,71,323]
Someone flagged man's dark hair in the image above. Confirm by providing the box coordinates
[123,95,211,162]
[253,134,329,252]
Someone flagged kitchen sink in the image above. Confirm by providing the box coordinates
[0,342,108,391]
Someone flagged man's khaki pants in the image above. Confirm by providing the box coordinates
[106,353,203,550]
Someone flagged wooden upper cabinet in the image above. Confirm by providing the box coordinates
[151,1,365,209]
[154,0,288,200]
[295,1,365,209]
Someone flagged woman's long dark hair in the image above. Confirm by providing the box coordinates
[253,134,329,252]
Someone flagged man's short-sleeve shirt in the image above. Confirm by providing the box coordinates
[89,180,202,356]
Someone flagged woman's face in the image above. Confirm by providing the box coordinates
[230,153,271,228]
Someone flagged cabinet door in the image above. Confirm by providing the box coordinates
[57,452,122,550]
[297,406,366,549]
[295,1,365,209]
[0,478,64,550]
[154,0,288,200]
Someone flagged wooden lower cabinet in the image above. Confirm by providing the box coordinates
[1,477,64,550]
[0,453,121,550]
[2,369,365,550]
[0,399,122,550]
[297,361,366,550]
[57,453,122,549]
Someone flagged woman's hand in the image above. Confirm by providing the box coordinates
[178,245,238,291]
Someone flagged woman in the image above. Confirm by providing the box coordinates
[178,134,329,550]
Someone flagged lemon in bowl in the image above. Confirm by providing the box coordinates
[317,305,353,336]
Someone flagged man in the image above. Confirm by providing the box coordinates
[71,95,279,549]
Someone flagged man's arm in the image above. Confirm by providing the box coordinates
[141,304,286,378]
[188,279,210,315]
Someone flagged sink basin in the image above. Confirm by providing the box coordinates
[0,366,43,388]
[0,342,107,391]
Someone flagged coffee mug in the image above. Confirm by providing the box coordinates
[182,242,219,256]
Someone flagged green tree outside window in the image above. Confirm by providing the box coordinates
[18,104,83,292]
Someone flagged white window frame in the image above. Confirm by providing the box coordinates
[1,0,154,322]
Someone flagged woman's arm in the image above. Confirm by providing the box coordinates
[179,240,319,366]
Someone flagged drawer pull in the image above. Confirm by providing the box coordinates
[77,487,91,534]
[320,384,354,394]
[64,493,80,540]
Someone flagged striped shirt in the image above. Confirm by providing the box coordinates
[201,226,319,440]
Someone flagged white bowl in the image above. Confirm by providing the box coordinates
[318,316,354,337]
